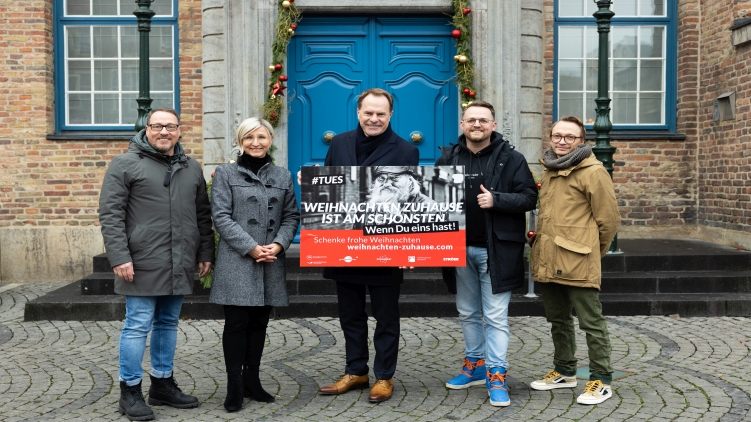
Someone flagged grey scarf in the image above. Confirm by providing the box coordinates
[131,129,186,164]
[543,144,592,170]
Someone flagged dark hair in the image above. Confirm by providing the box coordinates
[463,100,495,119]
[551,115,585,139]
[146,108,180,125]
[357,88,394,111]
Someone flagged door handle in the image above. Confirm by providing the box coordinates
[410,132,423,144]
[323,132,335,143]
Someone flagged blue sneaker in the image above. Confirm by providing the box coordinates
[445,357,486,389]
[486,367,510,407]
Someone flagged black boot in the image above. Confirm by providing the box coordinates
[224,371,244,412]
[243,364,275,402]
[147,375,200,409]
[118,381,155,421]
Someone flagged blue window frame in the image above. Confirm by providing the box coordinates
[53,0,179,131]
[553,0,676,132]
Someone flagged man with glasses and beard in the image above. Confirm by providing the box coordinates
[436,100,537,407]
[99,108,215,421]
[316,88,418,403]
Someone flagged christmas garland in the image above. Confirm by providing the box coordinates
[263,0,302,127]
[451,0,477,108]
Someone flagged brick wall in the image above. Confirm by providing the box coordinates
[0,0,203,227]
[697,0,751,232]
[542,0,702,229]
[0,0,55,225]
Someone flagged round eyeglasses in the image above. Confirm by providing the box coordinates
[375,174,407,184]
[463,118,494,126]
[551,134,582,144]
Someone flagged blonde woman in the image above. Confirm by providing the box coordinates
[210,117,300,411]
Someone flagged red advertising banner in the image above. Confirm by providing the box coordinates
[300,166,466,267]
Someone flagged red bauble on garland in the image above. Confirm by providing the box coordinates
[463,88,470,94]
[451,29,461,39]
[468,91,476,98]
[274,63,282,70]
[527,230,536,238]
[279,75,288,82]
[463,8,471,15]
[291,23,297,30]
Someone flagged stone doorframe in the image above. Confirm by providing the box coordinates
[201,0,543,175]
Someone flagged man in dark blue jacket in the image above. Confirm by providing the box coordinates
[317,88,418,403]
[436,100,537,407]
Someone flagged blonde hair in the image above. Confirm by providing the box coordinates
[235,117,274,148]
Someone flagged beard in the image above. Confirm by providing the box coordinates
[149,139,174,155]
[368,184,410,207]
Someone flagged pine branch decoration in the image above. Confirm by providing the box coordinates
[263,1,302,127]
[451,0,476,107]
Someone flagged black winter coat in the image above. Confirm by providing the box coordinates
[436,132,538,294]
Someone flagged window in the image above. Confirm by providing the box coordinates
[554,0,676,131]
[54,0,178,131]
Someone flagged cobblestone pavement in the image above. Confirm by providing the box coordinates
[2,281,751,421]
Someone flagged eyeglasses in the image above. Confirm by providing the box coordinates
[463,118,494,126]
[147,124,180,132]
[551,134,582,144]
[375,174,407,184]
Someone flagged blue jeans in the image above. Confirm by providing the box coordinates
[455,246,512,370]
[119,295,184,386]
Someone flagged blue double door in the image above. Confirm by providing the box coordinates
[287,16,459,187]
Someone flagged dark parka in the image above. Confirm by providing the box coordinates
[436,132,538,294]
[99,135,215,296]
[209,161,300,307]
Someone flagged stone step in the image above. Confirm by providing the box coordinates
[24,280,751,321]
[90,238,751,275]
[80,270,751,296]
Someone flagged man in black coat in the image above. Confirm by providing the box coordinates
[435,101,537,407]
[317,88,418,403]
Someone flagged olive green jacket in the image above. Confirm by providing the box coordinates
[531,154,620,290]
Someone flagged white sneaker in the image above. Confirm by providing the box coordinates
[530,370,578,391]
[576,380,612,405]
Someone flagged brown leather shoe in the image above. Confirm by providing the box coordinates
[368,378,394,403]
[318,373,369,395]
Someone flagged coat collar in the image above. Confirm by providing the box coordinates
[234,161,272,180]
[344,128,400,166]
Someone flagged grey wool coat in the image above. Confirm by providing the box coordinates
[99,138,215,296]
[209,160,300,307]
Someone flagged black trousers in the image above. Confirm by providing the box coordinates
[336,281,400,380]
[222,305,272,374]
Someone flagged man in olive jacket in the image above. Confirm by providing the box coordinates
[99,108,214,421]
[529,115,620,405]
